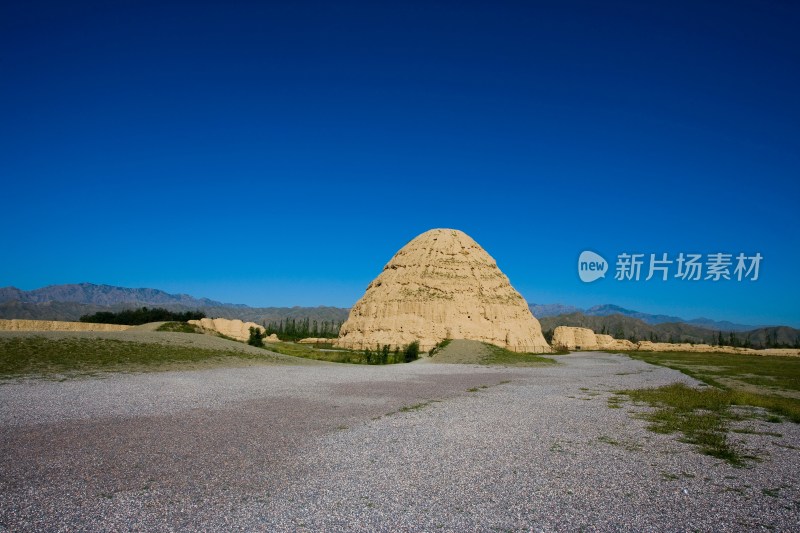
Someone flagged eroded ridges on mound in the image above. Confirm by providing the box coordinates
[335,229,552,353]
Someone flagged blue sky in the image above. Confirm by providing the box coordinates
[1,1,798,327]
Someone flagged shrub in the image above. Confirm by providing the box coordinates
[80,307,205,325]
[248,327,266,347]
[404,341,420,363]
[381,345,390,364]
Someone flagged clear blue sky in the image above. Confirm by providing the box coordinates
[1,1,798,327]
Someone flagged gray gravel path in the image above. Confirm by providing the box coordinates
[1,352,798,531]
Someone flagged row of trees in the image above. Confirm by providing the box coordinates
[248,327,420,365]
[362,341,420,364]
[644,330,787,348]
[80,307,206,325]
[263,318,343,341]
[332,341,421,365]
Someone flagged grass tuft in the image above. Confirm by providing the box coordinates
[399,401,435,412]
[428,338,452,356]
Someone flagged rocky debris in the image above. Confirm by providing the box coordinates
[0,319,131,332]
[189,318,274,342]
[551,326,798,355]
[335,228,551,353]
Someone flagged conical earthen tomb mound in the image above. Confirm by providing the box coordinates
[335,228,552,353]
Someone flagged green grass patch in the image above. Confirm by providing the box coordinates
[607,395,625,409]
[260,342,364,364]
[156,322,201,333]
[480,344,555,366]
[623,351,800,394]
[261,341,413,365]
[617,383,800,465]
[0,336,279,378]
[316,341,418,364]
[732,428,782,437]
[615,350,800,464]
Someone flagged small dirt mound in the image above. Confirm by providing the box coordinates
[429,339,493,364]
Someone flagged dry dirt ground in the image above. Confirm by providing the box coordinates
[1,349,798,531]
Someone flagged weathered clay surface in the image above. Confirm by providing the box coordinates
[635,341,800,356]
[189,318,276,342]
[335,228,551,353]
[594,334,638,351]
[551,326,599,350]
[0,319,131,332]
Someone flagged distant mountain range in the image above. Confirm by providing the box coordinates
[0,283,236,308]
[1,283,796,348]
[0,284,349,325]
[529,303,762,332]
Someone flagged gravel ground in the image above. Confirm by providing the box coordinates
[1,352,798,531]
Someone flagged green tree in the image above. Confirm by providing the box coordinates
[248,327,265,347]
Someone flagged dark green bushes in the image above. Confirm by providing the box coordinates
[404,341,420,362]
[361,342,419,365]
[80,307,205,325]
[263,318,342,342]
[156,322,201,333]
[248,327,266,347]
